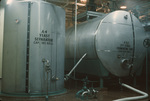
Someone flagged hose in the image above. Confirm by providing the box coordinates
[113,83,149,101]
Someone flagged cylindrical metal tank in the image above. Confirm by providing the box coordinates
[2,0,65,96]
[66,10,146,77]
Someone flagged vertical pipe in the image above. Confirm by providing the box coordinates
[46,71,49,101]
[145,13,148,92]
[0,3,4,79]
[146,48,148,92]
[100,78,103,89]
[73,0,78,88]
[74,0,77,78]
[133,77,136,87]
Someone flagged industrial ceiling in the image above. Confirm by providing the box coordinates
[46,0,149,19]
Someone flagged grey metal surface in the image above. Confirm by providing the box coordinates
[0,2,4,78]
[66,15,105,59]
[66,10,146,77]
[2,0,65,95]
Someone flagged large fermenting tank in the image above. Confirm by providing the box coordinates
[2,0,65,96]
[66,10,146,77]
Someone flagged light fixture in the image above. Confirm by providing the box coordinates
[120,6,127,9]
[6,0,13,5]
[77,3,86,6]
[80,0,87,3]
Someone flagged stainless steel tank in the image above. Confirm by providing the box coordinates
[66,10,146,77]
[2,0,65,96]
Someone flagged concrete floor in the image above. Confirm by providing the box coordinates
[0,75,149,101]
[0,88,149,101]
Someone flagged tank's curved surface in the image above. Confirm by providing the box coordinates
[66,10,146,77]
[2,0,65,96]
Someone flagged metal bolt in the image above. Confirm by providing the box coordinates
[124,15,128,19]
[15,19,20,24]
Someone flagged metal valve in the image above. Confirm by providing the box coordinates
[52,76,59,81]
[42,58,51,72]
[143,38,150,48]
[121,59,133,70]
